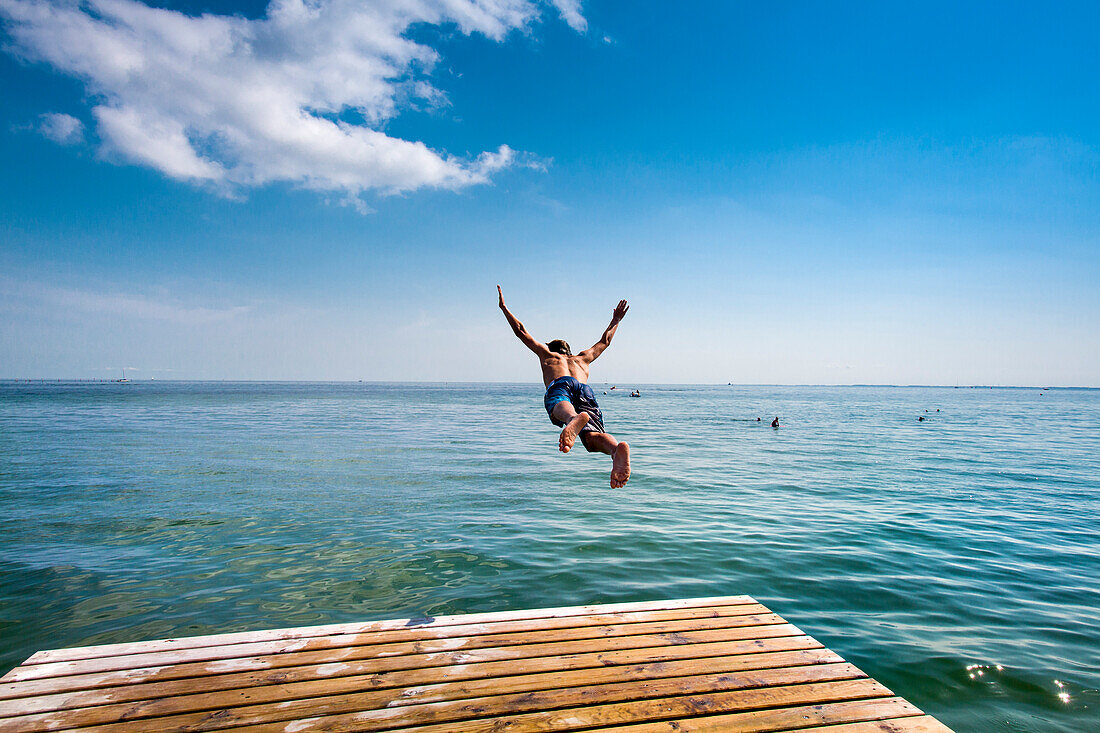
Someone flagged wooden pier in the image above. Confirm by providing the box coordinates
[0,595,952,732]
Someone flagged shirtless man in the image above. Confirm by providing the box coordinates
[497,286,631,488]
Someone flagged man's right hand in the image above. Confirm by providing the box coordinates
[612,299,629,323]
[497,285,505,309]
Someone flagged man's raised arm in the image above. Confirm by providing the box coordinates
[580,299,629,363]
[498,286,550,356]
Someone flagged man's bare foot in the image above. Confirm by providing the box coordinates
[559,412,590,453]
[610,442,631,488]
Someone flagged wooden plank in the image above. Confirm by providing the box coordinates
[14,602,767,676]
[568,698,928,733]
[224,678,896,733]
[0,614,780,711]
[71,666,877,733]
[798,717,955,732]
[0,625,811,701]
[1,611,778,700]
[0,651,848,731]
[0,619,817,715]
[0,597,955,733]
[3,606,774,684]
[1,638,828,722]
[19,596,756,666]
[0,655,858,730]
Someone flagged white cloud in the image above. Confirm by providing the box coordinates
[550,0,586,32]
[0,0,584,203]
[37,111,84,145]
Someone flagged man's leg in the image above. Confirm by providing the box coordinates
[581,432,631,489]
[551,401,589,453]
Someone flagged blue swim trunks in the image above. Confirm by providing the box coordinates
[544,376,605,448]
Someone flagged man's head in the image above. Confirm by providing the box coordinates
[546,339,572,356]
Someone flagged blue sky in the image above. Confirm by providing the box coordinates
[1,0,1098,384]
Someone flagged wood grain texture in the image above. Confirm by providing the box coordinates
[2,607,777,684]
[18,596,756,666]
[0,596,954,733]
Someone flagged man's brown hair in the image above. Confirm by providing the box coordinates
[547,339,572,356]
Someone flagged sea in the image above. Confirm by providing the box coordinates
[0,381,1097,732]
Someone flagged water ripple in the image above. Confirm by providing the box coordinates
[1,382,1097,732]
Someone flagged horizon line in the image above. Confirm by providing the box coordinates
[1,379,1095,390]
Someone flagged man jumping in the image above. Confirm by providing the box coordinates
[497,285,631,488]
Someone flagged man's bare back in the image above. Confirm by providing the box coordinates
[498,286,631,488]
[539,352,592,387]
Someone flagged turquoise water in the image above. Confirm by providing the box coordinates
[1,382,1097,731]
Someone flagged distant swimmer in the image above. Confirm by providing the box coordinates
[919,416,925,421]
[498,286,631,488]
[757,417,761,422]
[771,417,779,428]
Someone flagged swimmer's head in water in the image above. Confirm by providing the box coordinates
[547,339,572,356]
